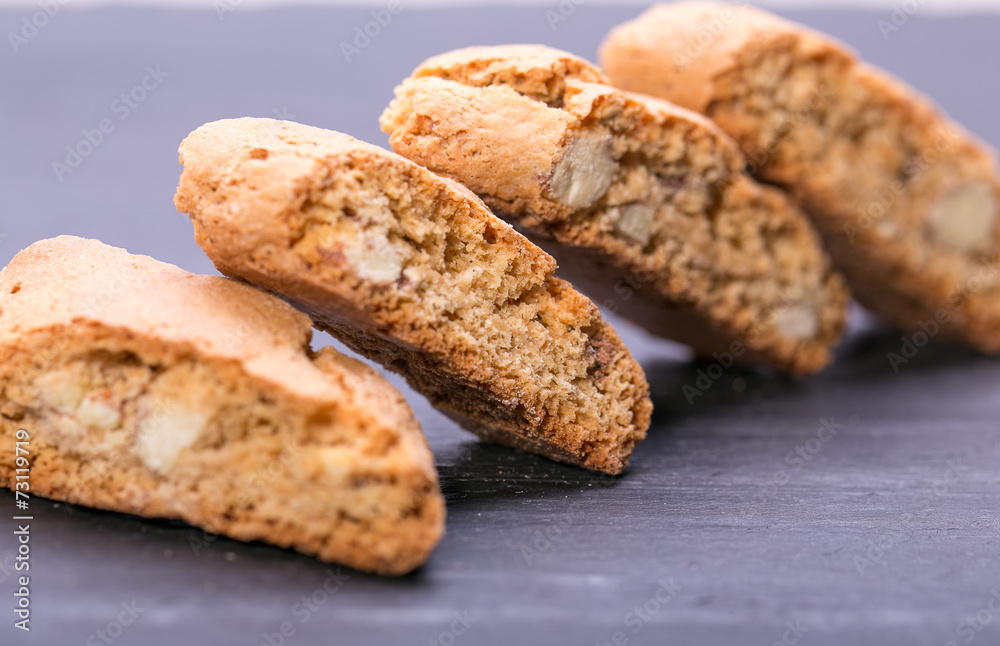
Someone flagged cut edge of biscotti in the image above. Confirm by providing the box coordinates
[599,2,1000,352]
[0,236,445,576]
[379,44,849,375]
[174,117,652,475]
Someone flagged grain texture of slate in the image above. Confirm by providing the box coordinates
[1,5,999,646]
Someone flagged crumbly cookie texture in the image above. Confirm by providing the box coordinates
[380,44,848,375]
[600,2,1000,351]
[174,118,651,475]
[0,236,444,576]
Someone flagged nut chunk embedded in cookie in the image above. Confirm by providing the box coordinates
[0,236,444,576]
[174,118,651,475]
[600,2,1000,353]
[380,44,849,375]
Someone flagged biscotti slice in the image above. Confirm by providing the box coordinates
[174,118,650,475]
[600,2,1000,352]
[0,236,444,576]
[379,45,848,375]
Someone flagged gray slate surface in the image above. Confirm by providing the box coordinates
[2,4,1000,645]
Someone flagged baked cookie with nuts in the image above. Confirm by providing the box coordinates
[600,2,1000,352]
[379,45,848,375]
[0,236,444,576]
[174,118,651,475]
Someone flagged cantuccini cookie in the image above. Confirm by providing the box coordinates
[174,118,651,475]
[0,236,444,576]
[600,2,1000,351]
[379,45,848,375]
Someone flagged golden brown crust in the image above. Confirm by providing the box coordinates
[599,2,853,115]
[380,44,849,374]
[0,236,444,575]
[600,2,1000,351]
[174,118,651,475]
[412,44,609,99]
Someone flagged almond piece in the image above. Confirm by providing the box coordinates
[928,183,998,252]
[612,204,656,246]
[135,402,207,472]
[548,135,617,209]
[773,304,819,341]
